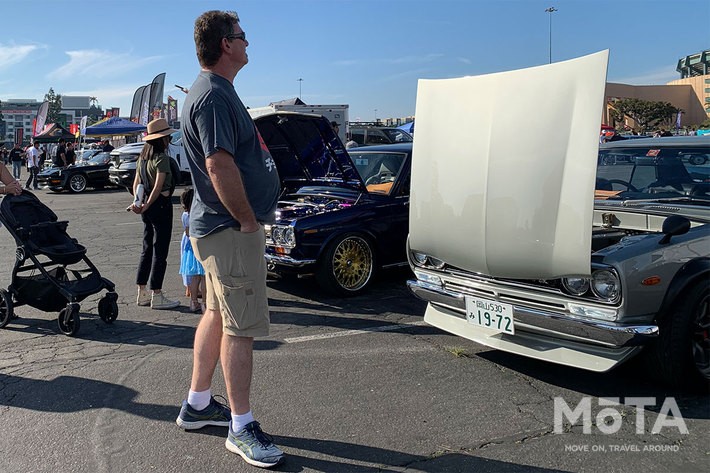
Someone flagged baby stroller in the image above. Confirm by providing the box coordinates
[0,191,118,336]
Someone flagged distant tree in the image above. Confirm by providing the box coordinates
[699,117,710,129]
[87,104,103,124]
[44,88,63,124]
[611,98,679,132]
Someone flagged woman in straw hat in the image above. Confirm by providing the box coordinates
[128,117,180,310]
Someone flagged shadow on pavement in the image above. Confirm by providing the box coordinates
[0,374,177,422]
[1,315,282,351]
[273,435,568,473]
[478,350,710,420]
[179,430,568,473]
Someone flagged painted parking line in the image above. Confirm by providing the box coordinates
[283,320,428,344]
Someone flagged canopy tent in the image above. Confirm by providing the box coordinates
[33,123,76,143]
[397,121,414,134]
[84,116,146,136]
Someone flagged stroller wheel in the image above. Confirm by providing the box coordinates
[0,289,14,329]
[58,304,80,336]
[98,295,118,324]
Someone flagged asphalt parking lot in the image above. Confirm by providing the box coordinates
[0,187,708,473]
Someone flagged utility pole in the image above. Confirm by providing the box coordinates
[297,78,303,99]
[545,7,558,64]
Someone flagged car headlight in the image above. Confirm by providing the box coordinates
[591,270,620,301]
[412,251,428,266]
[409,250,445,269]
[562,277,590,296]
[270,225,295,248]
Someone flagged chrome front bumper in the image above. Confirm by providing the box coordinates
[408,279,658,372]
[265,254,316,268]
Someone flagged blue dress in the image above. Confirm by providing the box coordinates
[179,211,204,286]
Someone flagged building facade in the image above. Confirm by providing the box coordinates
[603,49,710,131]
[0,96,103,147]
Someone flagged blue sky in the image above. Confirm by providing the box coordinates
[0,0,708,122]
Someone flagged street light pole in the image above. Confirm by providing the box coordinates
[374,109,378,123]
[545,7,557,64]
[297,78,303,99]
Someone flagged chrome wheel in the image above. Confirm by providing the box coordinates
[316,234,375,296]
[69,174,87,193]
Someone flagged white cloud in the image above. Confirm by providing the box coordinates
[611,67,680,86]
[388,53,443,65]
[457,57,472,65]
[49,50,163,80]
[0,43,41,70]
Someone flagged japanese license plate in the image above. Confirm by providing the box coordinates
[465,296,515,335]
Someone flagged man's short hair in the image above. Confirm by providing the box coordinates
[58,138,65,143]
[194,10,240,68]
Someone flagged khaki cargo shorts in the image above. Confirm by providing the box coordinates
[191,226,269,337]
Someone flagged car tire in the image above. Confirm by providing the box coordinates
[689,155,708,165]
[316,233,375,296]
[69,174,88,193]
[647,282,710,391]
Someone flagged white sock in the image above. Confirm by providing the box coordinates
[232,411,255,432]
[187,389,211,411]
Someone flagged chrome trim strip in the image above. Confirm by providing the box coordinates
[407,279,658,347]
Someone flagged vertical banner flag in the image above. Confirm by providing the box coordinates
[15,128,23,145]
[33,101,49,136]
[80,115,88,136]
[148,73,166,120]
[675,110,682,130]
[139,84,152,125]
[130,85,146,122]
[167,96,178,125]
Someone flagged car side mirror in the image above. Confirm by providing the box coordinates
[659,215,690,245]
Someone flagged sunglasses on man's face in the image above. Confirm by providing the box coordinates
[224,32,246,42]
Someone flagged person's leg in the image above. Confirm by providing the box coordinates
[136,216,154,286]
[148,196,173,292]
[221,335,253,415]
[190,305,222,391]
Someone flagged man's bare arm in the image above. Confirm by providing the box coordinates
[206,149,260,233]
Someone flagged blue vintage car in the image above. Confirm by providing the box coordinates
[254,112,412,295]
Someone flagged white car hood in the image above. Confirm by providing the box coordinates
[409,51,608,278]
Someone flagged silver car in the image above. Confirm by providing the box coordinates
[408,136,710,389]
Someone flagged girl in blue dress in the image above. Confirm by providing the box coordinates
[179,188,204,313]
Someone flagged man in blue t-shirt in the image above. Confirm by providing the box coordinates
[175,10,283,469]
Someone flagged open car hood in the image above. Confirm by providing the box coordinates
[409,51,609,279]
[254,112,366,193]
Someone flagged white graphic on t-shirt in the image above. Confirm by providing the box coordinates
[265,155,276,172]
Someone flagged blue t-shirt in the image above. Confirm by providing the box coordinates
[181,71,280,238]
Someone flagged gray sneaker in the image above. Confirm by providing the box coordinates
[225,421,284,468]
[151,292,179,310]
[176,396,231,430]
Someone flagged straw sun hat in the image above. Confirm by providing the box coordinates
[142,118,177,141]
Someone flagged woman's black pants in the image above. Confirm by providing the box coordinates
[136,195,173,290]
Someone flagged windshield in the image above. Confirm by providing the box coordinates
[596,144,710,203]
[349,150,407,195]
[381,129,413,143]
[88,152,111,165]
